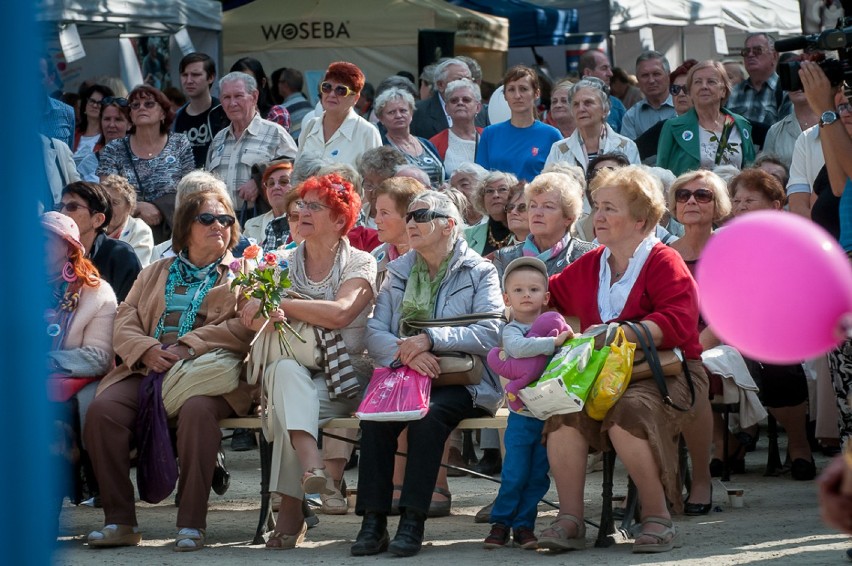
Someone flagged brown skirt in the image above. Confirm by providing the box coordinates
[543,359,708,514]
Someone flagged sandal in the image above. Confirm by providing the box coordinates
[427,486,452,518]
[301,467,335,495]
[174,528,205,552]
[537,514,585,551]
[632,516,680,554]
[87,524,142,547]
[321,479,349,515]
[265,522,307,550]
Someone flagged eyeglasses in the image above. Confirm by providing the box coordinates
[484,187,509,196]
[101,96,129,107]
[405,209,450,223]
[265,177,292,189]
[669,84,686,96]
[129,100,158,111]
[298,200,331,212]
[55,202,94,214]
[448,96,476,105]
[87,97,103,107]
[674,188,714,204]
[740,46,770,57]
[505,203,528,214]
[195,213,236,227]
[321,82,356,97]
[837,103,852,114]
[287,211,300,222]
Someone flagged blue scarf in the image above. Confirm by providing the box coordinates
[522,231,572,263]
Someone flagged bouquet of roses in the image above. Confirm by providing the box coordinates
[230,244,305,355]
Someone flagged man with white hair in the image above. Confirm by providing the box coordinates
[410,58,489,138]
[206,72,297,217]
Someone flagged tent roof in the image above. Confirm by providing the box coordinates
[447,0,578,47]
[36,0,222,38]
[223,0,509,55]
[608,0,801,34]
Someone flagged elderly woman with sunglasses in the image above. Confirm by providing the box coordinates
[657,60,755,177]
[296,62,382,167]
[97,85,195,243]
[240,174,377,548]
[544,77,640,173]
[351,190,504,557]
[84,189,254,552]
[243,161,295,250]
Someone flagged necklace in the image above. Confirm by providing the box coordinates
[613,270,625,280]
[486,226,512,249]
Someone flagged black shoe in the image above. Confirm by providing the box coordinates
[351,512,389,556]
[230,428,257,452]
[684,486,713,516]
[845,546,851,561]
[388,509,426,557]
[791,458,816,481]
[212,449,230,496]
[473,449,502,476]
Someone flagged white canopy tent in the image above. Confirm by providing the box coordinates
[37,0,222,92]
[222,0,510,86]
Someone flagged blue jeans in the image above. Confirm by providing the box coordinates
[489,411,550,529]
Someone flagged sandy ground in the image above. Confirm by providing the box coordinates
[56,433,852,566]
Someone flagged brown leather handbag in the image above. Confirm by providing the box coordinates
[622,321,695,412]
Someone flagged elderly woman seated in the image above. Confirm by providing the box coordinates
[352,190,505,557]
[541,165,707,554]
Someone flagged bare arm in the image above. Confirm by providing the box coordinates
[280,277,374,330]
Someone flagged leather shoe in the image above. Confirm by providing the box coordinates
[474,501,493,524]
[388,509,426,557]
[351,512,389,556]
[212,449,230,496]
[684,486,713,516]
[791,458,816,481]
[473,449,502,476]
[230,428,257,452]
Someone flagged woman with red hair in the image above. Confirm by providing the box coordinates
[296,62,382,167]
[241,173,378,549]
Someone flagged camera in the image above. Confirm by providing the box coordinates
[776,18,852,92]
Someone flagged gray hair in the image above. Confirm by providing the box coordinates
[635,50,671,75]
[435,58,470,87]
[357,146,407,178]
[394,164,432,188]
[375,87,416,118]
[568,77,611,119]
[410,190,464,243]
[452,161,488,183]
[318,163,363,197]
[420,63,437,88]
[473,171,519,216]
[456,55,483,83]
[542,162,586,190]
[219,71,257,95]
[711,164,741,185]
[441,187,472,225]
[444,78,482,103]
[745,32,776,51]
[292,154,332,186]
[175,170,231,209]
[646,166,676,198]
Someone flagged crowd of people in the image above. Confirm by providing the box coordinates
[39,36,852,559]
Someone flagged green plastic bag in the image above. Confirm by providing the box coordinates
[518,336,609,420]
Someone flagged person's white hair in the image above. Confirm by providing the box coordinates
[219,71,257,95]
[435,58,469,87]
[292,155,332,186]
[712,164,741,185]
[374,86,417,118]
[451,162,488,182]
[394,164,432,188]
[410,189,465,243]
[568,77,611,119]
[175,170,231,208]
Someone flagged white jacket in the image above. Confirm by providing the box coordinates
[544,123,641,172]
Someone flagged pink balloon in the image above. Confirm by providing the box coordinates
[697,211,852,364]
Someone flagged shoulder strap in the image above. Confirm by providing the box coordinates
[622,321,695,412]
[405,312,507,329]
[122,137,146,199]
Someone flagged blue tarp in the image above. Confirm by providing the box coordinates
[447,0,577,47]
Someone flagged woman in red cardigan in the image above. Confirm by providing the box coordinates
[538,165,707,554]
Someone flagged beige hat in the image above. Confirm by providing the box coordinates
[42,211,84,253]
[502,256,549,290]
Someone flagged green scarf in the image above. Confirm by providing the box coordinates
[399,254,450,337]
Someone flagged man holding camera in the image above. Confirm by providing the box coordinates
[728,33,791,128]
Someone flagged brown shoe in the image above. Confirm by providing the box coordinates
[87,524,141,548]
[265,522,307,550]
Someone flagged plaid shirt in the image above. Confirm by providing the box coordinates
[206,113,297,208]
[727,73,790,126]
[265,104,292,132]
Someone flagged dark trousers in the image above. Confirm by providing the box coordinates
[83,376,233,529]
[355,385,486,516]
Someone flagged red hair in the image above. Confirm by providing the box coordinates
[299,173,361,235]
[324,62,365,93]
[68,247,101,288]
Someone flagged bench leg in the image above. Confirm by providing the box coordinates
[722,407,732,482]
[253,435,273,545]
[765,415,783,476]
[595,451,616,548]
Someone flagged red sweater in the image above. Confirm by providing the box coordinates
[548,243,702,359]
[429,127,484,160]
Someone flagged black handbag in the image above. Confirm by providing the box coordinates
[621,321,695,412]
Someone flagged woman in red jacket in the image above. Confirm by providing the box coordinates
[539,165,707,554]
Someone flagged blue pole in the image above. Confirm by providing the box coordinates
[1,2,56,564]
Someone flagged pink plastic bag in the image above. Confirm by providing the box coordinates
[356,365,431,421]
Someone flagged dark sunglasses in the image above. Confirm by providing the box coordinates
[195,213,236,227]
[101,96,129,107]
[320,82,356,97]
[740,46,769,57]
[505,203,528,214]
[669,84,686,96]
[129,100,158,111]
[55,202,94,214]
[405,209,450,223]
[674,188,714,204]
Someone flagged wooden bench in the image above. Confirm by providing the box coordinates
[220,409,509,544]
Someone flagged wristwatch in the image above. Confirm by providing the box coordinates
[819,110,839,128]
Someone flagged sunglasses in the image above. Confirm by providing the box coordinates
[87,97,104,107]
[129,100,159,111]
[297,200,331,212]
[740,46,769,57]
[321,82,356,97]
[669,84,686,96]
[195,213,236,227]
[405,209,450,223]
[55,202,94,214]
[674,188,714,204]
[505,203,528,214]
[265,177,292,189]
[101,96,129,107]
